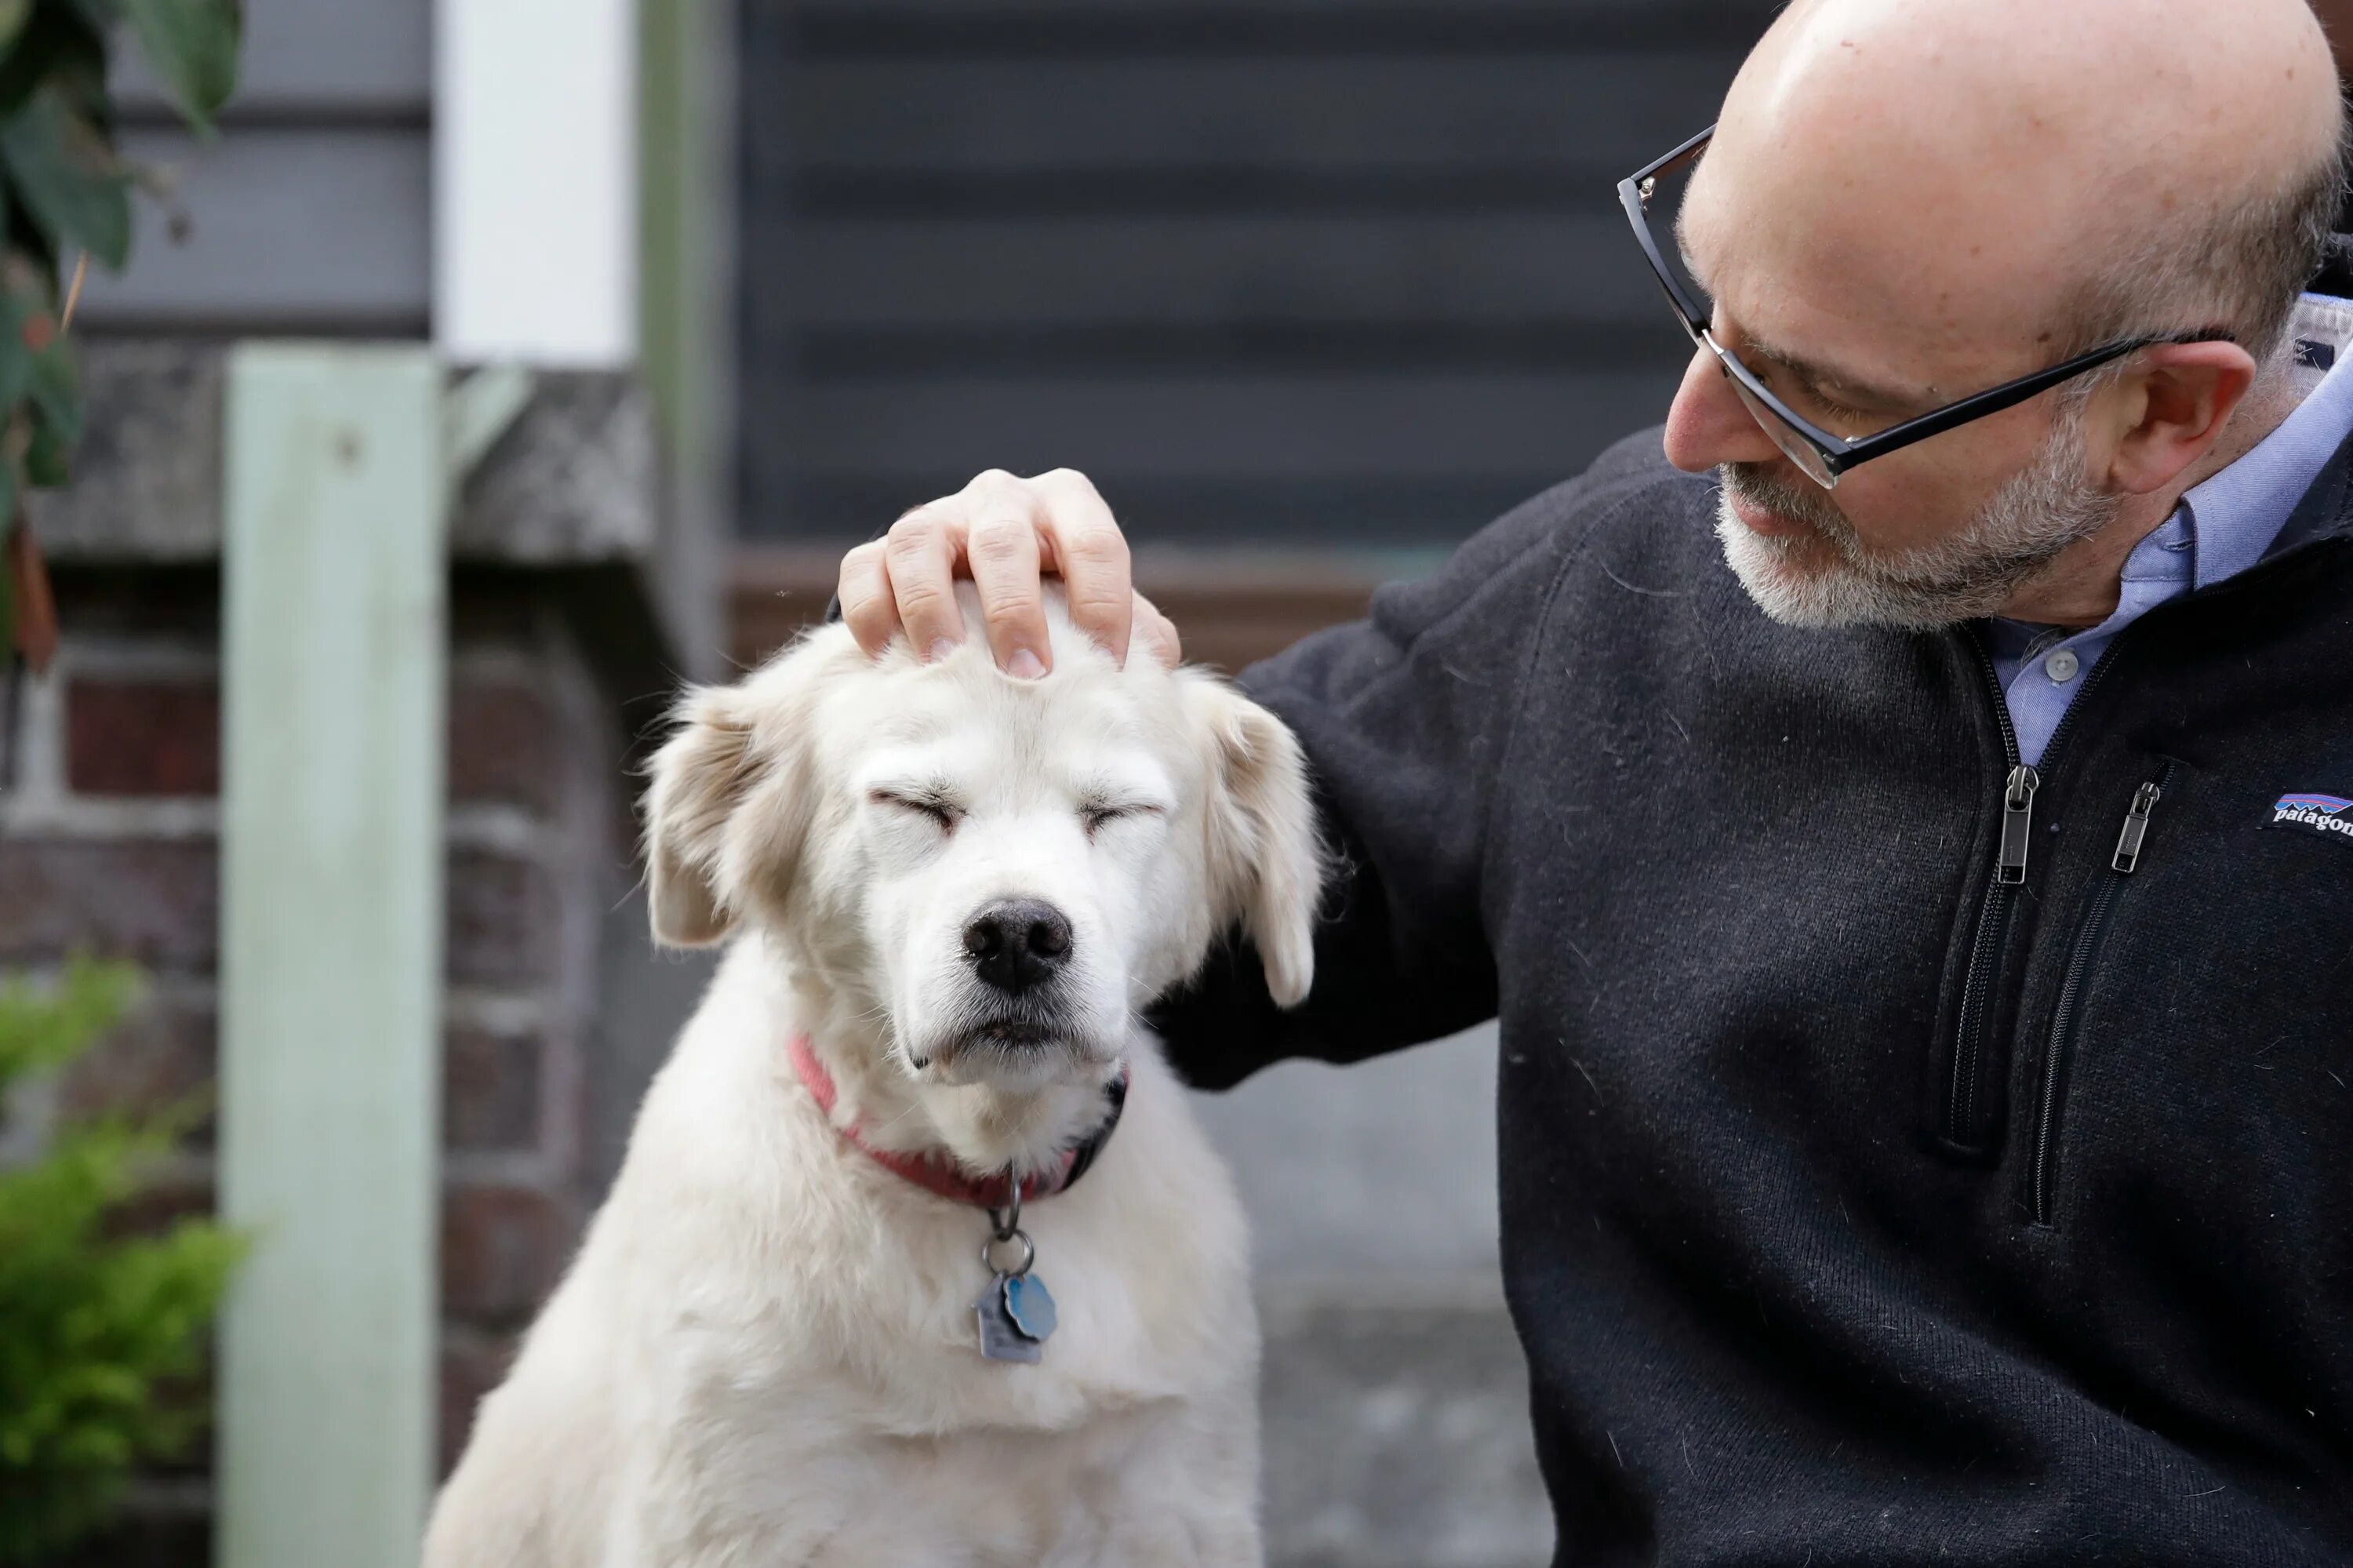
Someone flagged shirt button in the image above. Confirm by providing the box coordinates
[2046,649,2081,683]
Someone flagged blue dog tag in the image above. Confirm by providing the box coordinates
[1002,1271,1057,1341]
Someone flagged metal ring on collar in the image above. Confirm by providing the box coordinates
[983,1227,1035,1278]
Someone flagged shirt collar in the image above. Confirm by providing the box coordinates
[2171,291,2353,590]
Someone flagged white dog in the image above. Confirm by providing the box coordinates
[423,590,1322,1567]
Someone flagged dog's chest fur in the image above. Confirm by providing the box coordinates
[435,947,1262,1566]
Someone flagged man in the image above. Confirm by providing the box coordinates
[833,0,2353,1560]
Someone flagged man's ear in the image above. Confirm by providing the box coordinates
[2102,339,2260,496]
[1184,675,1324,1007]
[642,684,761,947]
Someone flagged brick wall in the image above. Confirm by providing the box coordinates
[0,573,635,1563]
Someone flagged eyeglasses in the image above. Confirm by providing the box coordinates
[1618,126,2233,489]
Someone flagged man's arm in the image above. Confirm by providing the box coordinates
[1147,467,1647,1086]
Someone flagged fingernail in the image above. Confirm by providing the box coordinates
[926,638,958,664]
[1008,647,1046,680]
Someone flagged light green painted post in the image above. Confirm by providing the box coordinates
[639,0,719,464]
[218,344,445,1568]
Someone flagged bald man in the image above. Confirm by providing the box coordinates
[826,0,2353,1559]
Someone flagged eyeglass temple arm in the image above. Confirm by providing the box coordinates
[1834,329,2235,470]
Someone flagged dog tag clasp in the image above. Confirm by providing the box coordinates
[976,1271,1046,1363]
[976,1207,1055,1363]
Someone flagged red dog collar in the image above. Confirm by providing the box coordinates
[787,1034,1129,1210]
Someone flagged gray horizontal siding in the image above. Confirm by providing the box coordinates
[787,5,1773,56]
[88,0,431,334]
[789,371,1685,478]
[764,215,1659,326]
[765,364,1688,542]
[738,2,1778,545]
[782,56,1733,176]
[116,0,428,118]
[78,129,430,333]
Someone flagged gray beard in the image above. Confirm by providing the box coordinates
[1714,415,2125,631]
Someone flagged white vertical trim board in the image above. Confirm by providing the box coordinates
[434,0,639,366]
[217,344,446,1568]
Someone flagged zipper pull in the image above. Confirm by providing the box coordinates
[1997,764,2040,885]
[2111,781,2163,874]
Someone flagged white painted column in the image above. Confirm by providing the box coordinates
[434,0,639,366]
[217,345,446,1568]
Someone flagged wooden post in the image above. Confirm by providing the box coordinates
[217,344,445,1568]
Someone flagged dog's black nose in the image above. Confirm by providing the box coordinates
[962,899,1072,993]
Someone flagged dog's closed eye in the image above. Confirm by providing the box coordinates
[1080,799,1165,837]
[869,788,960,831]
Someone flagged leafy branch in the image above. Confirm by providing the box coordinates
[0,0,240,676]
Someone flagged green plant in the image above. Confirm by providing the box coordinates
[0,957,245,1563]
[0,0,241,675]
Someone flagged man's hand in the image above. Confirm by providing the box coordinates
[838,469,1180,675]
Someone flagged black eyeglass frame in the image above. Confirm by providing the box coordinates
[1618,125,2233,487]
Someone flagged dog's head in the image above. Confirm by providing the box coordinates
[642,591,1321,1093]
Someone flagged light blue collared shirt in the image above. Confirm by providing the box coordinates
[1984,292,2353,766]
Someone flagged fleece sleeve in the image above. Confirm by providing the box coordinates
[1150,431,1667,1089]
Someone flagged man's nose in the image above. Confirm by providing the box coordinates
[1661,344,1784,474]
[962,898,1073,994]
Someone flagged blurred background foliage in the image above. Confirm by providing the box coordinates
[0,0,239,672]
[0,959,245,1562]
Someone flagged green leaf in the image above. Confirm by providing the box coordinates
[0,0,34,53]
[0,8,107,123]
[0,517,16,660]
[0,87,129,268]
[25,327,77,449]
[122,0,238,133]
[0,258,46,417]
[24,406,70,485]
[0,248,82,491]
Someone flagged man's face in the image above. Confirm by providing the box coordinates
[1710,404,2124,630]
[1660,118,2126,629]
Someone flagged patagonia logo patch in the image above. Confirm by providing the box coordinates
[2270,791,2353,845]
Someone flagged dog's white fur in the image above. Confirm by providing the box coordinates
[422,591,1322,1567]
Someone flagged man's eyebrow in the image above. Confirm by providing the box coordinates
[1672,210,1922,413]
[1740,335,1922,413]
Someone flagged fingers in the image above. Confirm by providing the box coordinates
[962,471,1055,676]
[1133,592,1182,668]
[837,540,901,657]
[1031,469,1133,665]
[840,467,1162,676]
[881,500,970,660]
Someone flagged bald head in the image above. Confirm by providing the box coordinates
[1685,0,2344,399]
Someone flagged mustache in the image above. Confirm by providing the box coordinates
[1719,464,1864,555]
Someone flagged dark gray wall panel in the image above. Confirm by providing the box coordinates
[737,2,1780,545]
[78,129,431,333]
[748,366,1685,542]
[787,5,1771,55]
[766,216,1657,327]
[784,57,1726,176]
[785,371,1676,478]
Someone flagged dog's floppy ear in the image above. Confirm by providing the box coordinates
[642,683,762,947]
[1185,675,1324,1007]
[642,635,853,945]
